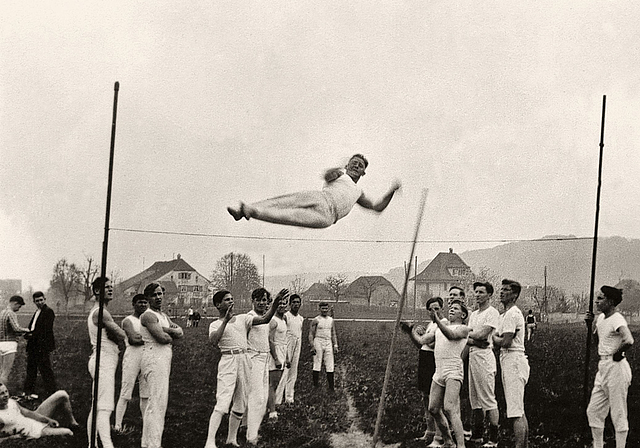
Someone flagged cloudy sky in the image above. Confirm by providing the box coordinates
[2,1,640,290]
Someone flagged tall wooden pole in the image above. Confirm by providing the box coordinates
[583,95,606,410]
[90,81,120,448]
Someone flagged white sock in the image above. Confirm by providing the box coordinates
[616,430,628,448]
[204,410,223,448]
[591,427,604,448]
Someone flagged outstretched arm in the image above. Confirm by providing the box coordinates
[357,180,401,212]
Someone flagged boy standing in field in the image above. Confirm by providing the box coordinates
[492,279,529,448]
[586,286,634,448]
[205,289,286,448]
[267,298,289,420]
[423,299,470,448]
[467,282,500,447]
[276,294,304,405]
[309,302,339,391]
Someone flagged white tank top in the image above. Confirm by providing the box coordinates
[322,174,363,221]
[285,311,304,339]
[315,316,333,340]
[140,309,171,345]
[247,310,270,352]
[88,306,119,355]
[122,315,142,348]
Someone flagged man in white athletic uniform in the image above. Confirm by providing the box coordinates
[309,302,339,391]
[586,285,634,448]
[87,277,127,448]
[140,283,183,448]
[267,299,289,420]
[114,293,149,431]
[227,154,400,228]
[275,293,304,405]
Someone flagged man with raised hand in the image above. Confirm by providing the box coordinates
[586,286,634,448]
[276,293,304,405]
[227,154,401,228]
[467,282,500,447]
[87,276,127,448]
[492,279,529,448]
[114,293,149,432]
[140,283,184,448]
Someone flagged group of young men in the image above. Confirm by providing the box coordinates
[402,280,634,448]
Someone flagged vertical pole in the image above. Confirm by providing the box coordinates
[372,190,428,447]
[413,255,418,321]
[583,95,606,411]
[90,81,120,448]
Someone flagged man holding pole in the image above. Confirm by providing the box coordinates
[586,286,634,448]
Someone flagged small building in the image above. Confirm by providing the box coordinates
[411,248,472,300]
[344,276,400,306]
[302,282,334,303]
[116,254,211,311]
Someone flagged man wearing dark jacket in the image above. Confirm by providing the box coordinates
[23,292,57,398]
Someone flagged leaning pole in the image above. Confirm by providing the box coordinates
[583,95,606,412]
[372,189,428,448]
[90,81,120,448]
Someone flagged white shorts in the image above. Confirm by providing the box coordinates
[433,361,464,387]
[500,351,529,418]
[469,348,498,411]
[214,353,251,415]
[0,341,18,355]
[88,350,119,411]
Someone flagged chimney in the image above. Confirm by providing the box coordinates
[449,248,453,253]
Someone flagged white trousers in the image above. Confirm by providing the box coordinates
[313,338,334,372]
[140,344,172,448]
[246,352,269,441]
[587,358,632,431]
[276,336,301,404]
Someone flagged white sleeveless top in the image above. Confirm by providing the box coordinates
[88,306,120,356]
[322,174,363,221]
[140,309,171,345]
[314,315,333,340]
[122,314,142,349]
[285,311,304,339]
[247,310,270,353]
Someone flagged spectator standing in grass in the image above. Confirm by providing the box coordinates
[467,282,500,447]
[400,296,449,447]
[275,293,304,405]
[267,298,289,420]
[492,279,529,448]
[0,296,30,385]
[423,299,470,448]
[140,283,184,448]
[205,289,287,448]
[87,277,127,448]
[0,382,79,439]
[24,291,57,399]
[586,285,634,448]
[193,310,201,327]
[525,310,536,341]
[309,302,339,391]
[114,293,149,432]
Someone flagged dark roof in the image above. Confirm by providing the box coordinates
[344,276,399,297]
[303,282,332,297]
[411,251,470,282]
[119,257,199,292]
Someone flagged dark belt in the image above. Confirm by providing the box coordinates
[221,348,246,355]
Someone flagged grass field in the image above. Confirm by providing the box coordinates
[1,314,638,447]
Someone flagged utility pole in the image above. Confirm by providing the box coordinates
[544,265,548,321]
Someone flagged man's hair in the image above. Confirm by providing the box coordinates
[32,291,45,299]
[143,283,161,298]
[601,285,623,306]
[319,302,329,308]
[425,296,443,309]
[213,290,231,306]
[449,285,465,297]
[9,295,25,305]
[350,153,369,168]
[91,277,110,296]
[473,281,494,295]
[132,293,147,306]
[528,309,533,314]
[502,279,522,298]
[251,287,270,301]
[450,299,469,319]
[290,293,301,302]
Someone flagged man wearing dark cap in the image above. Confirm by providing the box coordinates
[586,286,634,448]
[24,292,57,398]
[0,296,30,384]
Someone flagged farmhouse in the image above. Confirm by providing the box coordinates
[302,282,334,303]
[344,276,400,306]
[411,248,472,300]
[117,254,212,311]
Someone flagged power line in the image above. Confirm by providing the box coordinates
[111,227,594,244]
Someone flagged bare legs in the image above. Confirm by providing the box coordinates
[36,390,78,437]
[228,191,335,228]
[429,380,464,448]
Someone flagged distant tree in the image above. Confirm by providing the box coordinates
[77,256,99,305]
[211,252,261,309]
[356,277,385,307]
[325,274,348,303]
[615,279,640,316]
[289,275,308,295]
[50,258,81,317]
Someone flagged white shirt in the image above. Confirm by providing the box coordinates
[88,306,119,356]
[314,315,334,340]
[285,311,304,339]
[497,305,525,352]
[140,309,171,345]
[29,309,41,332]
[322,174,363,221]
[247,310,270,352]
[122,315,142,349]
[209,314,253,351]
[468,305,500,351]
[596,312,628,356]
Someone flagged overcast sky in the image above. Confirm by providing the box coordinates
[2,1,640,290]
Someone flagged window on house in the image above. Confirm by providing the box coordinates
[180,286,187,292]
[178,273,192,280]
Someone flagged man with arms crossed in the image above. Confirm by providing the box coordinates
[140,283,184,448]
[467,282,500,447]
[492,279,529,448]
[309,302,339,391]
[87,276,127,448]
[114,293,149,432]
[586,286,634,448]
[275,293,304,405]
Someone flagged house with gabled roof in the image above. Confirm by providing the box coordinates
[344,275,400,306]
[117,254,211,311]
[411,248,472,300]
[302,282,334,303]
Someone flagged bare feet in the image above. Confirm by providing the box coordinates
[227,204,244,221]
